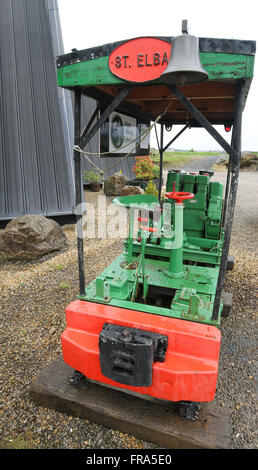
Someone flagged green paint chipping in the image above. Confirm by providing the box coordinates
[57,52,255,88]
[200,52,255,80]
[57,56,122,87]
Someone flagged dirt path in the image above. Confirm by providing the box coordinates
[179,153,224,170]
[163,153,224,182]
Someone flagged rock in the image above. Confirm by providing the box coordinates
[103,172,126,196]
[119,185,145,196]
[0,215,67,261]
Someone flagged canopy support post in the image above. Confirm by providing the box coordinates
[73,86,132,296]
[221,127,235,228]
[74,89,85,296]
[164,82,244,322]
[163,124,189,153]
[79,86,132,150]
[80,103,100,143]
[167,85,238,164]
[158,124,164,201]
[212,80,245,320]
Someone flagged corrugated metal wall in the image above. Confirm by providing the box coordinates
[0,0,75,219]
[0,0,135,222]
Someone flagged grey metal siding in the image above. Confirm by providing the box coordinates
[0,0,74,220]
[0,0,135,222]
[46,0,75,196]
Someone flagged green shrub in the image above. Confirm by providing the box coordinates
[83,169,100,183]
[144,180,158,198]
[133,156,159,180]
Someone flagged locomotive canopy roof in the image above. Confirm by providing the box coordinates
[56,36,256,126]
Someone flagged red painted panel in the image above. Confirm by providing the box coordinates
[109,37,172,83]
[61,300,220,402]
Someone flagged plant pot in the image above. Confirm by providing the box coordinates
[90,181,100,192]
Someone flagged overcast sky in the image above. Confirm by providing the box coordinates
[57,0,258,151]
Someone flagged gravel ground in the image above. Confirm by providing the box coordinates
[0,172,257,450]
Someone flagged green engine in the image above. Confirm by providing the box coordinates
[82,169,225,329]
[166,169,223,240]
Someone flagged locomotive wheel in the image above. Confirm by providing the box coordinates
[178,401,201,421]
[69,370,89,388]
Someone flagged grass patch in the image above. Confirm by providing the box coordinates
[51,263,65,271]
[240,152,258,169]
[211,163,227,172]
[0,432,37,449]
[214,151,258,171]
[59,281,70,289]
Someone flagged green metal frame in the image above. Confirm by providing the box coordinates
[57,52,255,88]
[80,253,222,328]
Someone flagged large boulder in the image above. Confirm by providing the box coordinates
[0,215,67,261]
[119,185,145,196]
[104,172,126,196]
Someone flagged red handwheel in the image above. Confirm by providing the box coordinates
[165,182,194,204]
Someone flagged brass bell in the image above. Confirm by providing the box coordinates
[161,20,208,86]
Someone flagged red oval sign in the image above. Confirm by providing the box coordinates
[109,37,172,83]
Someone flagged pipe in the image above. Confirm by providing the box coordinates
[74,90,86,296]
[163,202,184,277]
